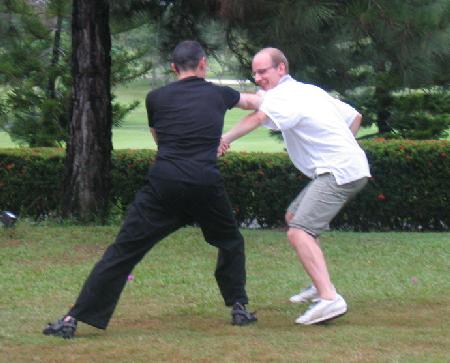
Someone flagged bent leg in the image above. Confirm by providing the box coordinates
[191,183,248,306]
[287,175,368,300]
[287,227,335,300]
[68,182,183,329]
[214,236,247,306]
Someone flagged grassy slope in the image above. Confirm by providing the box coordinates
[1,224,449,362]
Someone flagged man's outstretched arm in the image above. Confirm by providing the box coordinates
[222,110,268,145]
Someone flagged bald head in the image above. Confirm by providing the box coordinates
[254,48,289,74]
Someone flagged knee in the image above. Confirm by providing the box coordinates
[286,228,301,248]
[287,227,315,249]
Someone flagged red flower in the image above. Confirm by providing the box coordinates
[377,193,386,201]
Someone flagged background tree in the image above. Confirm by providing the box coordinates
[341,0,450,138]
[216,0,450,139]
[0,0,151,147]
[62,0,172,221]
[61,0,112,221]
[0,0,70,146]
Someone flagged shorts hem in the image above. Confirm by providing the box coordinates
[287,223,319,238]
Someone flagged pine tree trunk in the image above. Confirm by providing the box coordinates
[62,0,112,222]
[47,13,63,99]
[373,62,394,135]
[374,84,393,135]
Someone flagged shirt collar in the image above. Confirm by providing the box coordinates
[278,74,292,85]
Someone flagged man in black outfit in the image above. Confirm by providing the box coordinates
[43,40,260,339]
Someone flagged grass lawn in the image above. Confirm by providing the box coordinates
[0,79,385,151]
[110,79,284,152]
[1,223,449,362]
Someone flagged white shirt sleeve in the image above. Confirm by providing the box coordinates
[260,92,302,131]
[262,117,279,130]
[332,98,358,127]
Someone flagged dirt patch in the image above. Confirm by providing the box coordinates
[73,244,105,257]
[0,239,28,248]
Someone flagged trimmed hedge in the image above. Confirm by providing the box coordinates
[0,148,65,218]
[1,140,449,230]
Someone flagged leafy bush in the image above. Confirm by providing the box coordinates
[0,148,65,216]
[335,140,450,231]
[1,140,449,230]
[390,90,450,139]
[348,88,450,140]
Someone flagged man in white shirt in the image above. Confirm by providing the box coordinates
[221,47,371,325]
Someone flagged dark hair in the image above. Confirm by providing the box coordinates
[171,40,206,72]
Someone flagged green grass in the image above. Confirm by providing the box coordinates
[1,223,449,362]
[0,78,385,151]
[111,79,284,152]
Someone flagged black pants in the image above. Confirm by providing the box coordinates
[68,177,248,329]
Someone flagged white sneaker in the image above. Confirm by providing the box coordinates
[289,285,319,303]
[295,294,347,325]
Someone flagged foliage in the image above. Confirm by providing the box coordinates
[1,140,449,230]
[0,0,70,146]
[216,0,450,139]
[0,147,65,217]
[340,0,450,136]
[335,140,450,231]
[389,88,450,139]
[348,87,450,140]
[0,0,148,146]
[2,0,448,145]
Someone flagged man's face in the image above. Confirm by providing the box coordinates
[252,52,285,91]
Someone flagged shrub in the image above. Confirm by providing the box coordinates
[0,148,65,217]
[343,140,450,231]
[1,140,449,230]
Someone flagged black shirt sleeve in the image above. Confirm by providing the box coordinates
[219,86,240,110]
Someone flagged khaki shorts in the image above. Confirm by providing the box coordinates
[287,173,368,237]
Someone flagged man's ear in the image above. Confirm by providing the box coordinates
[198,56,207,71]
[170,63,179,74]
[277,62,286,75]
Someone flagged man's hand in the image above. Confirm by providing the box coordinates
[217,138,230,157]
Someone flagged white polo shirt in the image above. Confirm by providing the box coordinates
[259,75,371,185]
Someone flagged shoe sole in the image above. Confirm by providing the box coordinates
[43,330,75,339]
[232,319,257,326]
[295,307,348,325]
[289,297,316,304]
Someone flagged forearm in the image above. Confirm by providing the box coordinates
[222,111,266,144]
[150,127,158,145]
[349,113,362,136]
